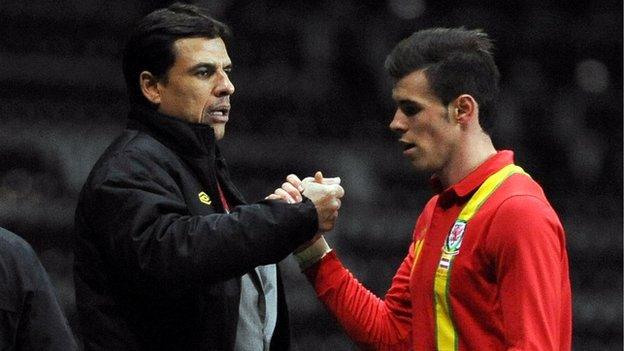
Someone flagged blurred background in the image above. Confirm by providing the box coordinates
[0,0,621,349]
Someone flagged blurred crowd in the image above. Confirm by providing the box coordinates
[0,0,621,349]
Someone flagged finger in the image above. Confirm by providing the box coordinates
[267,192,285,201]
[301,176,315,186]
[282,182,302,202]
[275,188,295,204]
[286,174,304,192]
[321,177,341,185]
[329,184,345,198]
[314,171,324,183]
[330,199,341,211]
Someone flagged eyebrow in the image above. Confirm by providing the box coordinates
[394,97,419,106]
[187,62,233,73]
[391,89,410,101]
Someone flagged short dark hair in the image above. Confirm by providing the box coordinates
[385,27,500,133]
[122,2,231,106]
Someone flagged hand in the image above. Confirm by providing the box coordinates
[266,171,344,233]
[265,172,341,203]
[264,174,306,204]
[302,172,344,233]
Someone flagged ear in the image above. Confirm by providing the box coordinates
[451,94,478,125]
[139,71,162,105]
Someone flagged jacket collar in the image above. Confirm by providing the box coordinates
[127,104,218,159]
[430,150,515,200]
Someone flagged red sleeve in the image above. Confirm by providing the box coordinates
[487,195,572,351]
[304,244,414,350]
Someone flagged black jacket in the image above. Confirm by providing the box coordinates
[0,227,77,350]
[74,105,318,350]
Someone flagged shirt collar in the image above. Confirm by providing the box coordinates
[127,104,217,158]
[430,150,515,198]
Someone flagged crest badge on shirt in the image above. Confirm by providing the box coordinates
[444,220,466,254]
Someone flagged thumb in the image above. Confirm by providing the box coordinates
[314,171,324,183]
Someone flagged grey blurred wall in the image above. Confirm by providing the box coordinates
[0,0,621,349]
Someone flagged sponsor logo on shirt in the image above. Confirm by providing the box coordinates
[198,191,212,205]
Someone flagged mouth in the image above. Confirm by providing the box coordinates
[204,105,230,123]
[399,140,416,153]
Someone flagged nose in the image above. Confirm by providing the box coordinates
[389,109,408,134]
[214,69,235,97]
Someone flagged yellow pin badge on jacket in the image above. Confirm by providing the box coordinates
[198,192,212,205]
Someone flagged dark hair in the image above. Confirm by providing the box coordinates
[122,2,231,106]
[385,27,500,133]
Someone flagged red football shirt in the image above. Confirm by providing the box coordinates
[305,151,572,350]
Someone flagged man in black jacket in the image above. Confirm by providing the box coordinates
[73,3,344,350]
[0,227,77,350]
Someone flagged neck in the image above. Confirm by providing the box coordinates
[437,131,497,188]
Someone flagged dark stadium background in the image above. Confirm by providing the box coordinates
[0,0,621,349]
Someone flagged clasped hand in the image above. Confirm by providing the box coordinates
[267,171,344,233]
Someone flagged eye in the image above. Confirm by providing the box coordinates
[399,102,420,117]
[196,70,210,78]
[195,67,215,78]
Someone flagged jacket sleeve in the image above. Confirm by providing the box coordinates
[83,151,318,288]
[486,195,572,351]
[14,242,78,351]
[304,246,413,350]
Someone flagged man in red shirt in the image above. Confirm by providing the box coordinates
[273,27,572,350]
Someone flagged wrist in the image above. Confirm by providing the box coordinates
[294,236,331,270]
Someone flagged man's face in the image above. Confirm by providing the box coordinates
[390,70,460,173]
[156,37,234,140]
